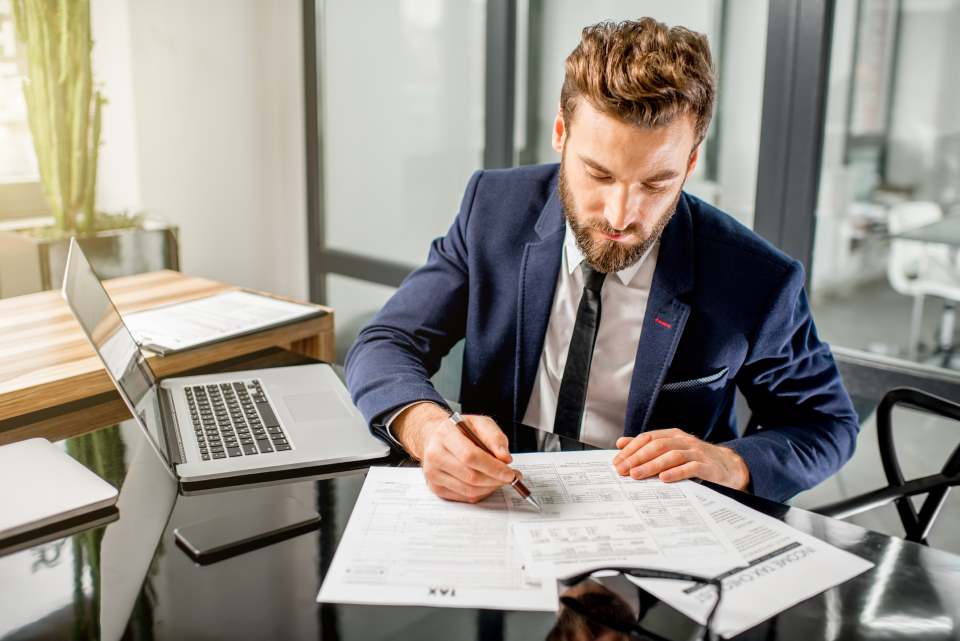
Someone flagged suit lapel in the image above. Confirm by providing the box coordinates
[513,186,565,422]
[624,194,696,437]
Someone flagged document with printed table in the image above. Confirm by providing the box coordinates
[318,449,875,629]
[122,290,325,355]
[630,483,875,638]
[316,450,746,610]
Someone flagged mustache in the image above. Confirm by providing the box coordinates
[583,219,641,237]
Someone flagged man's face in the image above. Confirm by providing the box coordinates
[554,98,699,273]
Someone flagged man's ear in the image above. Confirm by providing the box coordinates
[552,106,566,153]
[686,144,700,177]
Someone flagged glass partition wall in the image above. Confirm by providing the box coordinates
[811,0,960,369]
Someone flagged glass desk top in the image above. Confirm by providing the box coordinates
[2,353,959,641]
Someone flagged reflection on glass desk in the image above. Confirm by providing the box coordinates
[1,357,960,640]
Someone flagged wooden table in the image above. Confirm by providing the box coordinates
[0,270,334,445]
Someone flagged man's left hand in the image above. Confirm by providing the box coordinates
[612,428,751,491]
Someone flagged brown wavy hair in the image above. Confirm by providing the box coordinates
[561,18,716,145]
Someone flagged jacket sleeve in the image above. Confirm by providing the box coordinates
[344,171,482,445]
[724,261,860,502]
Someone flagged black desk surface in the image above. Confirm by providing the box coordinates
[2,353,960,640]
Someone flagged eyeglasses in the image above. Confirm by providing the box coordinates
[556,567,724,641]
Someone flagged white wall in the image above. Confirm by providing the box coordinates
[92,0,308,301]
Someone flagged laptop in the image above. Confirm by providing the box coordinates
[61,238,390,488]
[0,438,119,549]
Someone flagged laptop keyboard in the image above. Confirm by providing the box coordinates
[185,380,293,461]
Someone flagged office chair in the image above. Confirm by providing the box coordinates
[886,201,960,360]
[814,387,960,545]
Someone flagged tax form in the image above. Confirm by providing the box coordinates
[316,465,555,610]
[510,452,745,578]
[123,290,324,354]
[316,450,745,610]
[631,484,875,638]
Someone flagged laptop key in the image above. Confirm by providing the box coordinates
[255,402,280,427]
[227,447,242,457]
[275,444,292,451]
[242,444,258,456]
[201,453,210,461]
[212,452,226,459]
[258,442,274,453]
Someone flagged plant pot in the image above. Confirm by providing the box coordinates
[0,219,180,298]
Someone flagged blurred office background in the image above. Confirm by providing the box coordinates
[2,0,959,547]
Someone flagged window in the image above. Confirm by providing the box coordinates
[0,0,47,221]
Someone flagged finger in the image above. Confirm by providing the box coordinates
[428,481,473,503]
[642,427,688,441]
[612,433,651,467]
[424,440,505,488]
[615,436,632,449]
[630,449,690,480]
[437,450,508,489]
[443,430,517,485]
[463,415,512,463]
[432,469,499,502]
[619,436,692,473]
[659,461,705,483]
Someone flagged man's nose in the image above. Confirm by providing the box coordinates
[603,184,641,231]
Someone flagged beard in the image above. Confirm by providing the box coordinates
[558,153,682,274]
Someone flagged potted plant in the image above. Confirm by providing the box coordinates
[0,0,178,298]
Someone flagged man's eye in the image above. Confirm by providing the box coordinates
[587,172,612,182]
[644,183,667,193]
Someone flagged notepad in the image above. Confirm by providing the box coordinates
[123,290,325,355]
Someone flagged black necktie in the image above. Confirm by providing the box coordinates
[553,263,606,440]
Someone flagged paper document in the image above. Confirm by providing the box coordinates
[316,465,556,610]
[123,290,322,354]
[510,451,745,577]
[317,451,744,611]
[632,484,874,638]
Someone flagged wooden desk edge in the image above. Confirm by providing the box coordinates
[0,277,336,429]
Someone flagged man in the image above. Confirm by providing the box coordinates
[345,18,858,504]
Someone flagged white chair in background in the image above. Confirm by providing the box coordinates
[887,201,960,360]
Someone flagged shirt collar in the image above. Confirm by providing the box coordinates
[564,222,657,287]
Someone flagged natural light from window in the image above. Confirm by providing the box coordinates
[0,0,39,184]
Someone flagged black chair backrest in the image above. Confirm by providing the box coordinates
[875,388,960,543]
[816,387,960,544]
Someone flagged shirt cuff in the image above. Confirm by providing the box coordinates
[383,400,445,447]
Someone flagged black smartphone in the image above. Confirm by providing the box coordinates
[174,496,320,565]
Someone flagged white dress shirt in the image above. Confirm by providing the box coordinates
[521,223,658,447]
[386,223,657,449]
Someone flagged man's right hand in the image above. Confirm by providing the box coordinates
[391,402,518,503]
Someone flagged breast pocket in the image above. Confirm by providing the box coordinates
[660,366,729,393]
[649,366,732,437]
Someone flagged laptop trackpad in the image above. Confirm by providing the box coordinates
[283,391,350,422]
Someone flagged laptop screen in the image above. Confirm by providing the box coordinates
[61,239,170,467]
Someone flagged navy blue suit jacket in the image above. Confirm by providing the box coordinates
[345,164,859,502]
